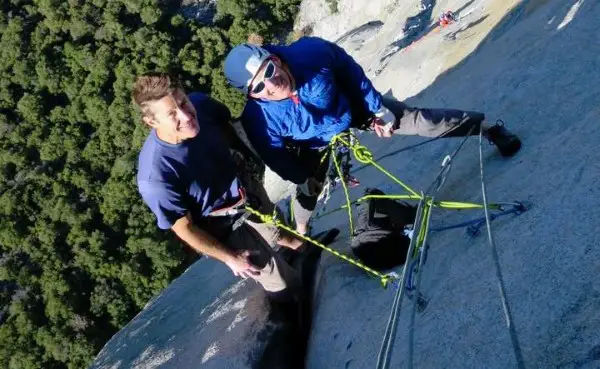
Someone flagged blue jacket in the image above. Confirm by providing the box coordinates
[240,37,383,184]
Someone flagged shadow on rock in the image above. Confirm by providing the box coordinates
[257,230,338,368]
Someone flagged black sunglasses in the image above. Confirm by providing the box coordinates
[250,60,276,95]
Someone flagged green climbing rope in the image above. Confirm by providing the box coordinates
[244,205,393,287]
[258,131,505,287]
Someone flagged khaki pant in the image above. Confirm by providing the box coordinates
[238,162,282,248]
[228,156,299,293]
[226,221,299,293]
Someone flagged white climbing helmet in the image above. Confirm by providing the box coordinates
[224,44,272,94]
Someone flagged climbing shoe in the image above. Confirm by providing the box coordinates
[346,175,361,188]
[487,120,522,157]
[334,174,361,188]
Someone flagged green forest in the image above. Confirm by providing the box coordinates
[0,0,301,368]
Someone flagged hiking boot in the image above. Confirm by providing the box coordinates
[486,120,522,157]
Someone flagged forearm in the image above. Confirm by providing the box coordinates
[174,220,235,264]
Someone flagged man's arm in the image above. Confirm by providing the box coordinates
[138,178,260,277]
[301,37,383,114]
[327,39,383,114]
[318,38,398,135]
[171,213,260,278]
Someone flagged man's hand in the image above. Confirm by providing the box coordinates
[298,177,323,197]
[225,250,261,278]
[370,106,396,138]
[371,117,394,138]
[172,215,260,278]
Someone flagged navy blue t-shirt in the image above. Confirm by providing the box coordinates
[137,93,241,230]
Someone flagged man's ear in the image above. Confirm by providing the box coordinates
[142,115,157,128]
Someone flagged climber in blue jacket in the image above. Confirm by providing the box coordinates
[224,37,521,235]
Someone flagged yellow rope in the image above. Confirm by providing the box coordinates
[417,203,431,248]
[332,134,421,198]
[315,196,499,220]
[359,194,422,202]
[436,201,500,210]
[275,132,499,287]
[322,133,501,217]
[244,205,392,287]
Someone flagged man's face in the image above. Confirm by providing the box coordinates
[248,57,293,101]
[143,89,199,141]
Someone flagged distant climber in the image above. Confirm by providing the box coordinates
[439,10,457,28]
[223,37,522,235]
[132,73,304,301]
[417,1,432,12]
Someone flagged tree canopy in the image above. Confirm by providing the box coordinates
[0,0,300,367]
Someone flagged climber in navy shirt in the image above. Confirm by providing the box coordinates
[133,73,302,296]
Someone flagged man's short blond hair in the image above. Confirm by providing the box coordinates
[132,73,183,117]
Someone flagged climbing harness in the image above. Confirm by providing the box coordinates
[320,144,356,205]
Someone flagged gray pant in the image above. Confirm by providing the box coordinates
[291,98,486,226]
[383,97,485,137]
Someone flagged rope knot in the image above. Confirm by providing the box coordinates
[353,145,373,163]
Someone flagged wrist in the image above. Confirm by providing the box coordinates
[375,106,396,125]
[222,251,238,264]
